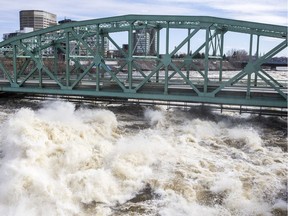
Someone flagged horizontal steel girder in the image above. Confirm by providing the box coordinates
[0,85,286,108]
[0,15,287,47]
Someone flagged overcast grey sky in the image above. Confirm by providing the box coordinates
[0,0,287,55]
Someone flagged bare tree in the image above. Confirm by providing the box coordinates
[226,49,248,62]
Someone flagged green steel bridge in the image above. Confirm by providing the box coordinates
[0,15,287,112]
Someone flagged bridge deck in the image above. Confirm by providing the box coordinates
[0,78,286,108]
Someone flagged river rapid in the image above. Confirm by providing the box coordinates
[0,99,286,216]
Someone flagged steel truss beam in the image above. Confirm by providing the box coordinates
[0,15,287,108]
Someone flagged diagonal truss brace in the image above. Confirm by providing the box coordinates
[18,43,65,89]
[211,40,287,99]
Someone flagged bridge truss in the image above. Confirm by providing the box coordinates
[0,15,287,108]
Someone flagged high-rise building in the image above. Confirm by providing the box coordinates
[133,28,157,56]
[20,10,57,31]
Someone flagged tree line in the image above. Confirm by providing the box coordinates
[172,49,248,61]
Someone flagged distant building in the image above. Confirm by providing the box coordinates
[133,28,157,56]
[3,10,57,40]
[3,27,33,40]
[3,10,110,58]
[20,10,57,31]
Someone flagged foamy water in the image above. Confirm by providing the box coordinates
[0,100,286,216]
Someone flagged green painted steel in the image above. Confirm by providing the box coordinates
[0,15,287,108]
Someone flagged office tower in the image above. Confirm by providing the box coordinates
[20,10,57,31]
[133,28,157,55]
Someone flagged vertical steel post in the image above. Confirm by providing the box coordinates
[254,35,260,86]
[12,44,17,86]
[101,34,106,79]
[128,22,133,90]
[156,27,160,83]
[65,31,70,87]
[54,46,58,78]
[246,34,253,99]
[187,28,191,79]
[219,31,224,81]
[249,34,253,61]
[164,22,170,94]
[38,35,42,88]
[213,33,217,55]
[96,24,100,91]
[101,34,105,57]
[144,28,147,56]
[204,27,210,94]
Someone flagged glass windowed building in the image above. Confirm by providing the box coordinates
[20,10,57,31]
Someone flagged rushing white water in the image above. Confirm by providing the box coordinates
[0,100,286,216]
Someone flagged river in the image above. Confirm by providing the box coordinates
[0,98,286,216]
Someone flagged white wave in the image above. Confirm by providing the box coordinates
[0,101,286,216]
[144,107,166,127]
